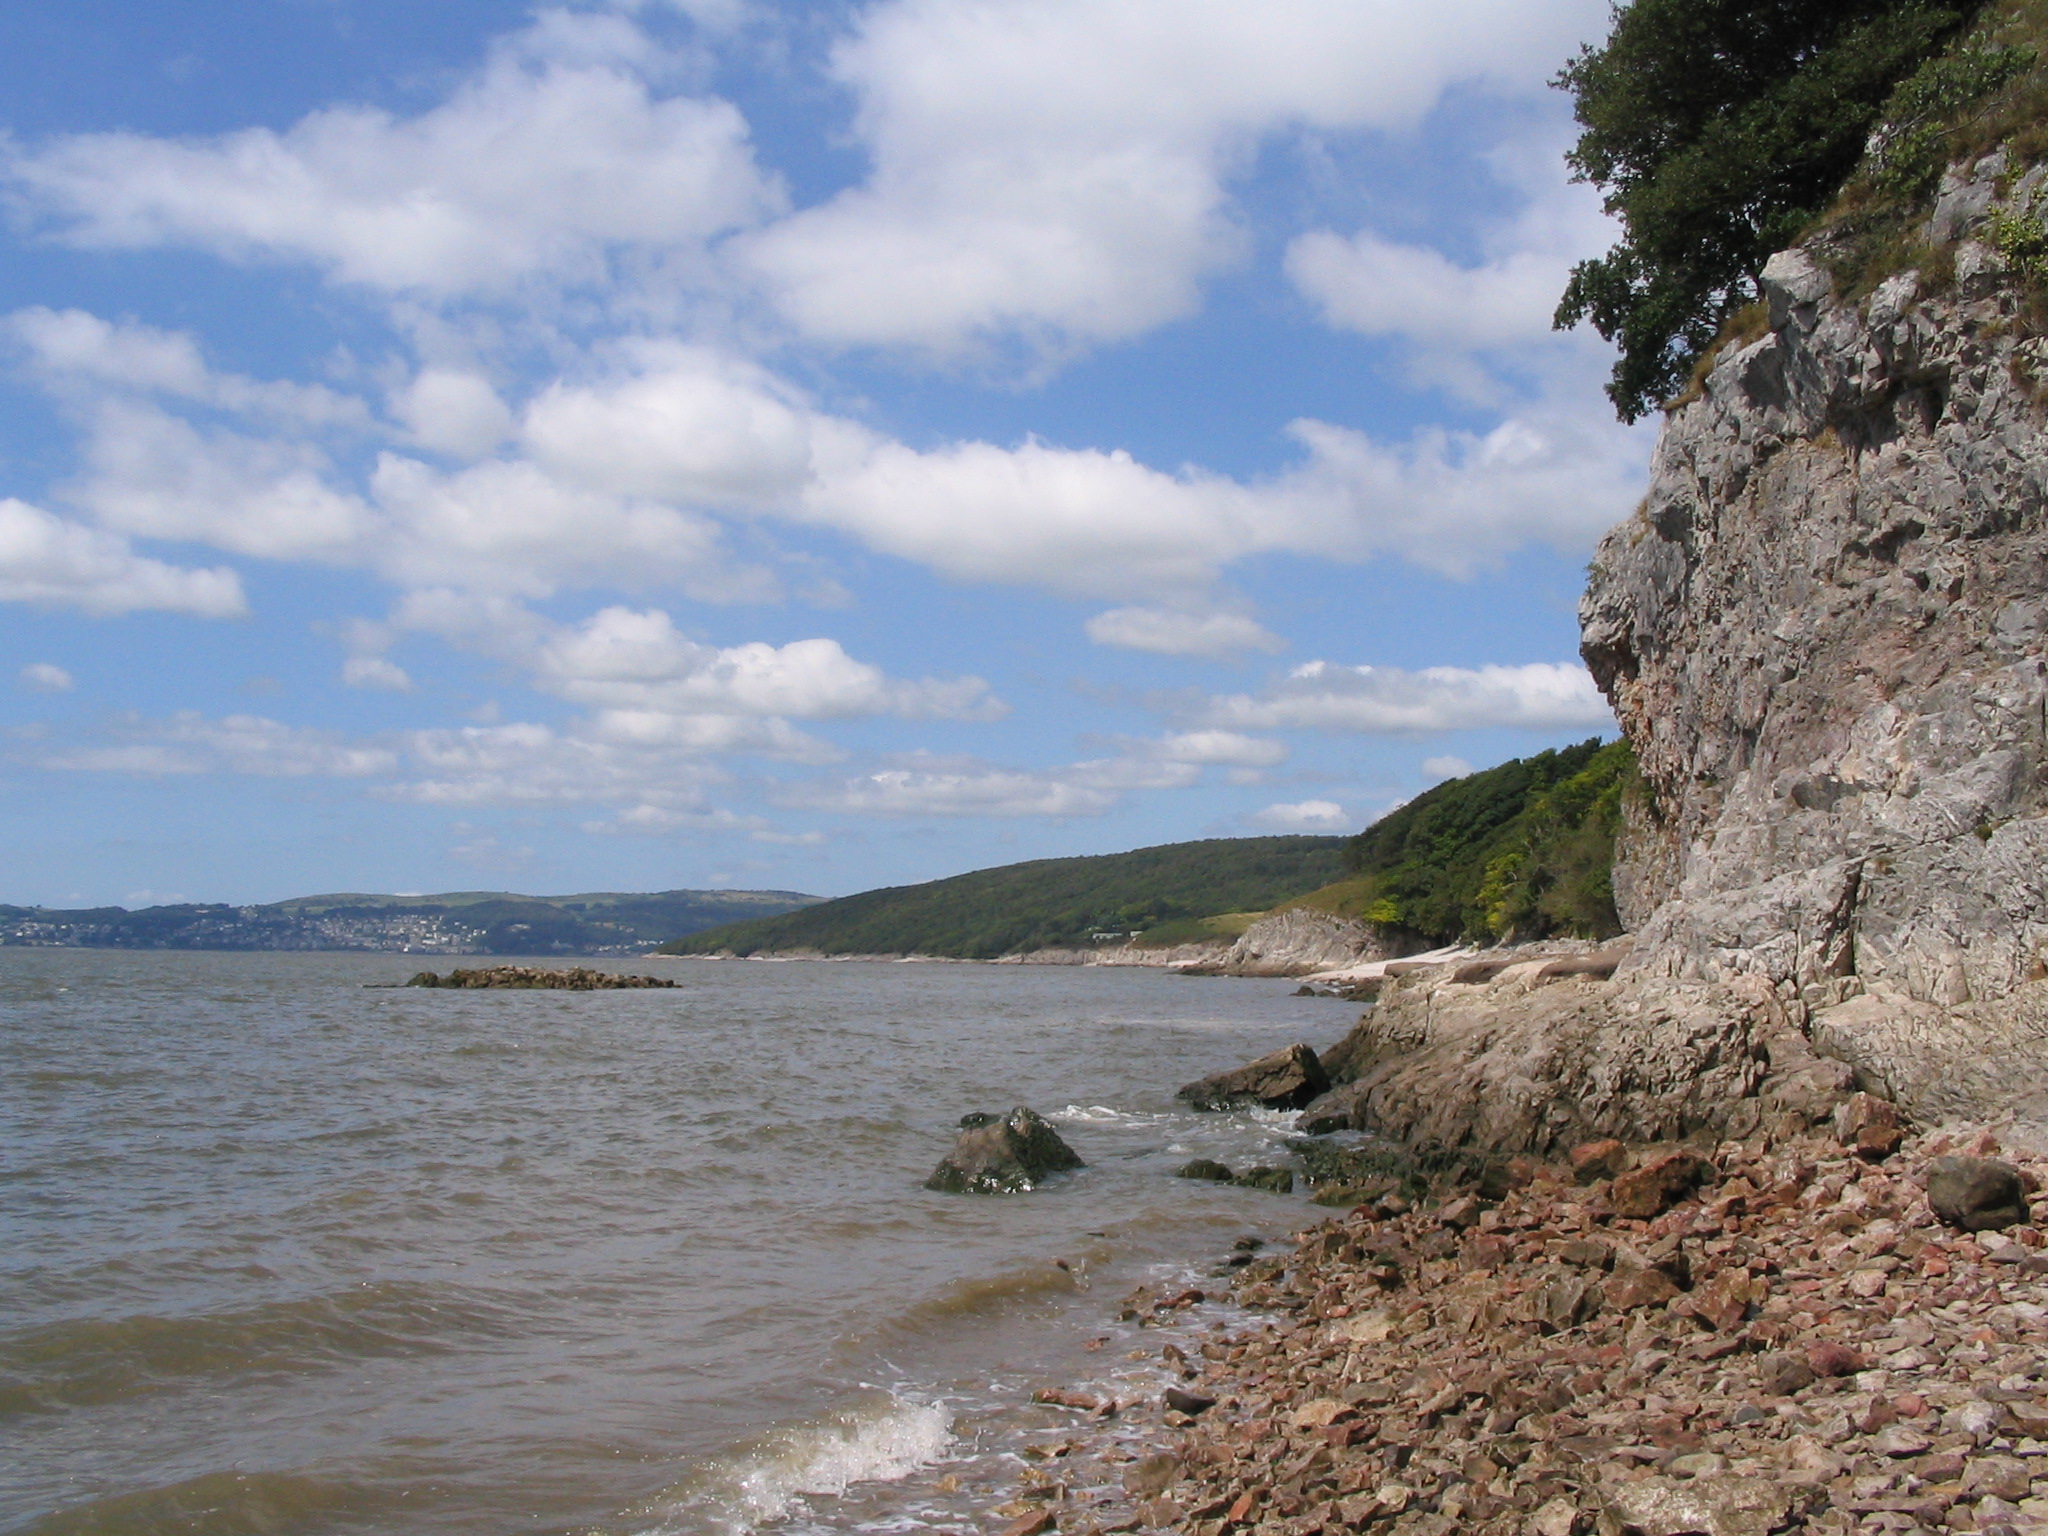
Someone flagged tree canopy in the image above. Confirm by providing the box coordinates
[1555,0,1985,420]
[1340,738,1635,944]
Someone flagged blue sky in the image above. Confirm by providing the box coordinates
[0,0,1650,907]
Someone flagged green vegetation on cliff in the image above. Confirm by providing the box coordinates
[1814,0,2048,300]
[1333,739,1637,946]
[1556,0,1989,420]
[659,837,1349,959]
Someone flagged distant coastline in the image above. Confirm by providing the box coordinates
[0,887,821,956]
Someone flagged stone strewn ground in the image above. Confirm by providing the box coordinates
[1008,1126,2048,1536]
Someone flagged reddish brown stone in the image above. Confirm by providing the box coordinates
[1602,1264,1681,1311]
[1610,1152,1714,1219]
[999,1511,1054,1536]
[1857,1122,1905,1161]
[1464,1233,1513,1271]
[1570,1139,1627,1183]
[1804,1341,1867,1378]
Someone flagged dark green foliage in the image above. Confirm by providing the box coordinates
[661,836,1350,959]
[1555,0,1984,420]
[1342,739,1636,945]
[1866,41,2034,196]
[1811,1,2048,308]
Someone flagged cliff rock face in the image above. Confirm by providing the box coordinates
[1218,907,1416,976]
[1310,156,2048,1145]
[1573,153,2048,1122]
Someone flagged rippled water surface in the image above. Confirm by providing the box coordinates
[1,950,1353,1536]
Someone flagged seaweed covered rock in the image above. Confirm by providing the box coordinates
[924,1108,1084,1194]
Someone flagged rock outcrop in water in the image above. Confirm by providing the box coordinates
[405,965,677,989]
[925,1107,1085,1194]
[1178,1044,1330,1112]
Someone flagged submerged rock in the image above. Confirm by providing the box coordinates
[924,1107,1084,1194]
[1174,1158,1235,1182]
[1176,1043,1329,1110]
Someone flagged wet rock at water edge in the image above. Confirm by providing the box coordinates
[1926,1154,2030,1231]
[1233,1166,1294,1194]
[925,1107,1085,1194]
[1176,1042,1329,1110]
[1174,1158,1235,1182]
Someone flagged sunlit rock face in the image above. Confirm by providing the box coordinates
[1584,158,2048,1034]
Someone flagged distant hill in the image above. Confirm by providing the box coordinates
[660,836,1350,959]
[0,888,822,955]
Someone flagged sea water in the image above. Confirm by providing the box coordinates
[0,949,1355,1535]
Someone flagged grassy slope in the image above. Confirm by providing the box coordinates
[659,837,1349,959]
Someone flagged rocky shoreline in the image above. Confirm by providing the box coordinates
[979,1115,2048,1536]
[676,907,1432,979]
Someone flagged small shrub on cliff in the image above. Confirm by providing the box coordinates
[1555,0,1988,421]
[1866,40,2035,196]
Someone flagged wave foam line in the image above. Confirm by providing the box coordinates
[646,1394,953,1535]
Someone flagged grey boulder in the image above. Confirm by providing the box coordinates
[1176,1043,1329,1110]
[1926,1155,2030,1232]
[924,1107,1084,1194]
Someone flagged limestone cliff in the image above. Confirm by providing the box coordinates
[1311,153,2048,1143]
[1576,151,2048,1120]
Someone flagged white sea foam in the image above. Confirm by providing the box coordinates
[1049,1103,1147,1123]
[1246,1106,1304,1129]
[651,1394,954,1534]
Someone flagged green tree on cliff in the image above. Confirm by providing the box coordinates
[1555,0,1987,421]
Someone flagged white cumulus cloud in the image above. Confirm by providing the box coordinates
[44,711,396,777]
[785,751,1198,818]
[18,662,74,692]
[1150,731,1287,767]
[534,605,1000,720]
[5,12,780,299]
[1248,799,1349,832]
[1200,660,1611,735]
[0,498,246,617]
[1085,607,1283,658]
[739,0,1607,357]
[341,655,414,691]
